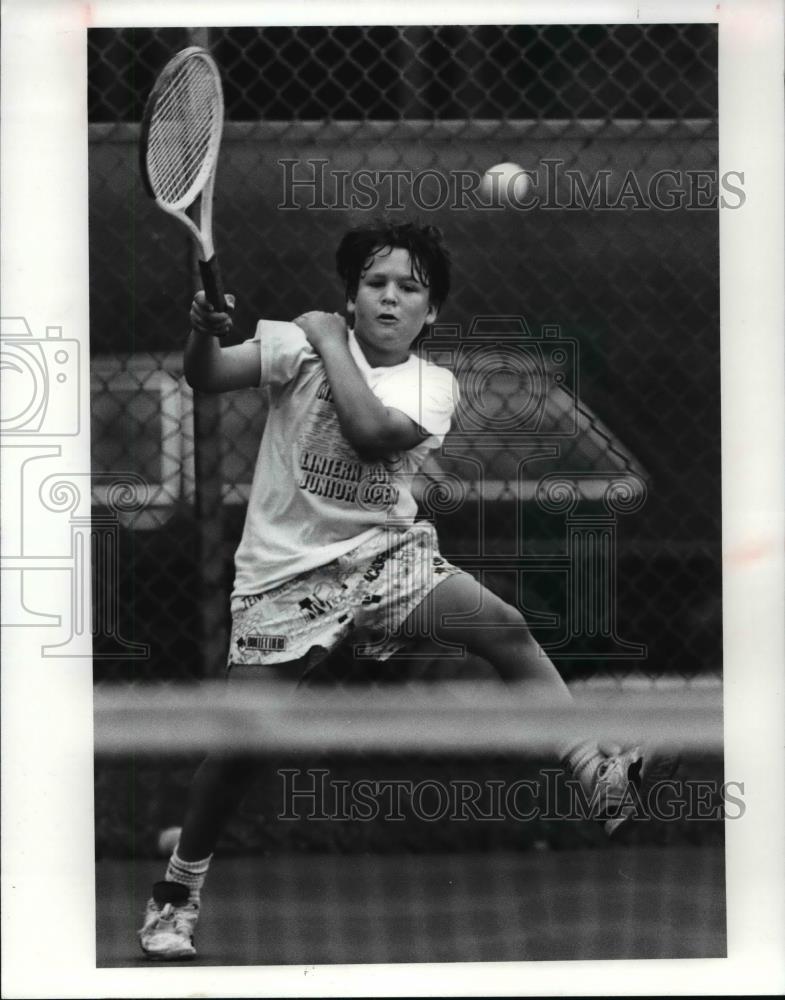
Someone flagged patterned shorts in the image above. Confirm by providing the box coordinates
[228,522,460,671]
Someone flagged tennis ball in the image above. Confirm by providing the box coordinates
[480,162,531,206]
[157,825,182,856]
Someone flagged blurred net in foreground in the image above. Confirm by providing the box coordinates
[95,681,726,964]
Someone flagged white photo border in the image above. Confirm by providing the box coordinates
[2,0,783,996]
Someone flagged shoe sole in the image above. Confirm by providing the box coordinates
[140,944,196,961]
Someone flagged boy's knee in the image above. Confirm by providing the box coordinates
[467,601,532,656]
[493,599,528,631]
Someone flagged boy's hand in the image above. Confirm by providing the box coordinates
[190,290,236,339]
[292,311,347,354]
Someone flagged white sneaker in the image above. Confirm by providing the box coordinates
[594,746,645,836]
[598,746,681,836]
[138,881,199,960]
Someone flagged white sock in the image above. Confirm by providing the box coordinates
[165,846,212,906]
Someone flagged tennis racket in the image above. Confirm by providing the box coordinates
[140,46,227,315]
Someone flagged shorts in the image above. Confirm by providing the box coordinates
[227,522,460,671]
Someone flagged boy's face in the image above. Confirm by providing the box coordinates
[348,246,438,366]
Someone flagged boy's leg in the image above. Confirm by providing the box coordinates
[139,659,305,960]
[400,571,571,701]
[175,658,306,861]
[174,751,260,862]
[397,572,648,834]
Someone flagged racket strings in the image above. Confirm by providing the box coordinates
[152,64,215,179]
[146,57,221,206]
[150,74,215,199]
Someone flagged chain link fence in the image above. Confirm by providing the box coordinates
[88,24,721,687]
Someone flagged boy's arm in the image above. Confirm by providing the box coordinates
[184,292,261,392]
[293,312,427,456]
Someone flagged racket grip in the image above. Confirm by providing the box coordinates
[199,256,228,315]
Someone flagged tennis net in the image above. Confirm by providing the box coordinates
[94,679,726,965]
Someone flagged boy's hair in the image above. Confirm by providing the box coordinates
[336,220,451,310]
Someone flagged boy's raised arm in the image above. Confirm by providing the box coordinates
[184,292,261,393]
[293,311,427,457]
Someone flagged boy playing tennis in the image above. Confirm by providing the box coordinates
[139,220,643,960]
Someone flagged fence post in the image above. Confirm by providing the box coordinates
[189,26,228,678]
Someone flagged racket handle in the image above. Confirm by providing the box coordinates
[199,256,228,314]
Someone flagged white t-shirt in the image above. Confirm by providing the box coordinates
[232,321,458,597]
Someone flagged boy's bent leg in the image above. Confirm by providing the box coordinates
[401,574,651,837]
[402,571,571,701]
